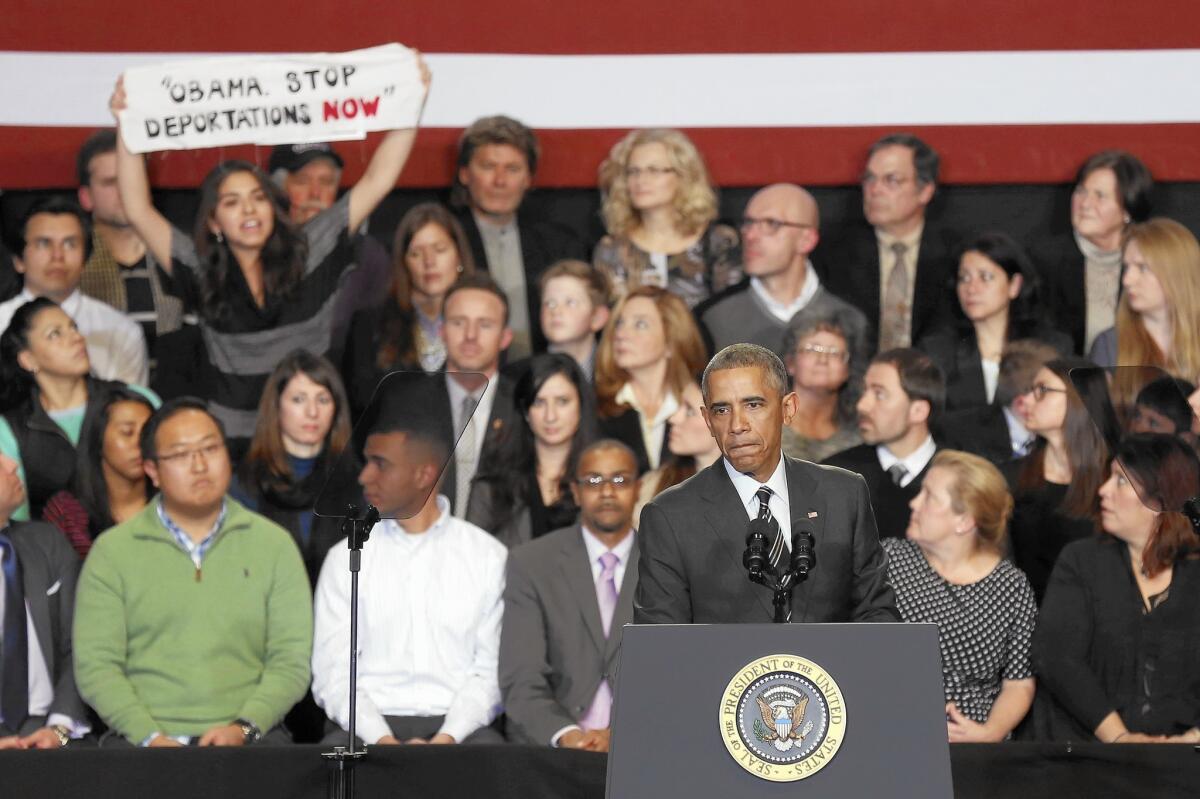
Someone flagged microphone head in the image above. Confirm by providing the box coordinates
[745,516,772,545]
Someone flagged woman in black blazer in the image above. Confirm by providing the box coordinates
[918,232,1071,413]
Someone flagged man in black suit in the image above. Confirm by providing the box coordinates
[0,454,87,749]
[452,115,585,360]
[435,273,519,518]
[634,344,897,625]
[823,348,944,540]
[817,134,957,351]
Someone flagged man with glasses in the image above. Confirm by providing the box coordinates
[500,439,640,751]
[698,183,865,354]
[74,398,312,746]
[818,134,959,353]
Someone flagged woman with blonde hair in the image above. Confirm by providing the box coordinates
[594,286,707,474]
[1089,219,1200,385]
[593,129,740,308]
[884,449,1037,742]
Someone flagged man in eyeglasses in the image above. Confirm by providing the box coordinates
[698,183,865,355]
[500,439,640,751]
[74,398,313,746]
[817,134,959,352]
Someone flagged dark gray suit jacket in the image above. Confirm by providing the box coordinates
[5,521,85,734]
[634,456,898,624]
[499,525,638,745]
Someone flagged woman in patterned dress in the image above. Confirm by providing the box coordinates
[883,449,1037,741]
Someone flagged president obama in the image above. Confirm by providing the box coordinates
[634,343,897,624]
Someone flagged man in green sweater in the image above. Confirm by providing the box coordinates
[74,398,313,746]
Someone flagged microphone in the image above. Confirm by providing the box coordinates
[743,517,773,578]
[788,521,817,579]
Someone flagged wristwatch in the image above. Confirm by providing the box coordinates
[233,718,261,744]
[49,724,71,748]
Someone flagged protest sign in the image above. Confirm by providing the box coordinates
[118,44,423,153]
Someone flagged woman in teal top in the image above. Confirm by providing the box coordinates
[0,297,158,520]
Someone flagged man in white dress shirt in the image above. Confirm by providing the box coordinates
[312,409,507,746]
[0,197,148,385]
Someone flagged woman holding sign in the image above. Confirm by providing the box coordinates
[109,52,429,461]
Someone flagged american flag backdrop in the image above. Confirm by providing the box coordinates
[2,0,1200,188]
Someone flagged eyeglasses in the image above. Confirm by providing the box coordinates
[796,342,849,363]
[860,173,915,190]
[155,442,226,465]
[576,473,636,490]
[739,216,812,235]
[1028,383,1068,401]
[624,165,676,180]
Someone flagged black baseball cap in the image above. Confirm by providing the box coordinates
[268,142,345,173]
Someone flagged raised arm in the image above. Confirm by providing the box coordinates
[346,53,431,232]
[109,76,174,271]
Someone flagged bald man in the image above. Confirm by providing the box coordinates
[698,184,868,354]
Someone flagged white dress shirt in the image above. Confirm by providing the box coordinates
[0,289,148,385]
[875,435,937,488]
[723,453,792,550]
[0,542,88,736]
[311,496,507,745]
[748,260,821,323]
[614,384,679,472]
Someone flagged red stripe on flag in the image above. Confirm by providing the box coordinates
[5,124,1200,190]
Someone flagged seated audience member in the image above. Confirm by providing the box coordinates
[342,203,475,416]
[110,66,427,457]
[1007,357,1109,604]
[635,381,723,522]
[0,197,147,385]
[1032,434,1200,743]
[885,450,1036,742]
[312,407,506,746]
[76,130,185,370]
[236,350,359,584]
[42,387,154,558]
[1130,376,1196,443]
[823,348,945,540]
[434,274,519,518]
[780,302,871,463]
[0,454,88,749]
[74,398,313,746]
[469,354,596,547]
[918,232,1071,412]
[537,260,611,382]
[939,339,1060,465]
[1035,150,1153,355]
[500,439,640,750]
[268,142,393,360]
[1089,219,1200,385]
[818,134,958,351]
[0,298,158,521]
[452,115,585,359]
[593,129,739,308]
[595,287,707,475]
[699,183,866,354]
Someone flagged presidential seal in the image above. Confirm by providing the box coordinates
[718,654,846,782]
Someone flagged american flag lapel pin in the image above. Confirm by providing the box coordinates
[808,511,819,519]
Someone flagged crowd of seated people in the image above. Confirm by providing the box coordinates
[4,62,1200,754]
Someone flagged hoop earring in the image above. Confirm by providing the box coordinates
[215,230,224,243]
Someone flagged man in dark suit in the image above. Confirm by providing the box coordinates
[434,273,519,518]
[634,344,897,625]
[452,115,585,360]
[0,454,87,749]
[817,134,958,351]
[823,348,944,540]
[500,439,640,751]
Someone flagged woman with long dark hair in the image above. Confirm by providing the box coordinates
[0,297,158,521]
[236,350,357,583]
[42,387,154,557]
[1033,433,1200,743]
[109,62,429,456]
[918,232,1072,412]
[468,353,597,547]
[1007,357,1110,603]
[342,202,475,416]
